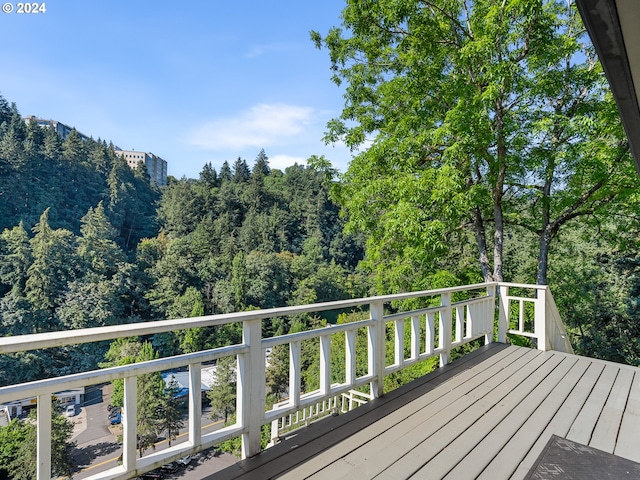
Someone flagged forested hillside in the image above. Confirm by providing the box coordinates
[0,95,366,387]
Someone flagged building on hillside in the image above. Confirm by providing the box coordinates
[23,116,169,186]
[22,115,91,142]
[114,148,168,186]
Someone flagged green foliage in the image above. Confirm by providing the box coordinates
[0,402,75,479]
[158,376,185,446]
[0,102,159,243]
[313,0,633,291]
[145,158,365,328]
[208,356,237,423]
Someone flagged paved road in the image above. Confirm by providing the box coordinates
[69,383,238,479]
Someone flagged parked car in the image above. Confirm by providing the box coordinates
[109,412,121,425]
[176,455,192,467]
[137,472,163,480]
[160,463,179,473]
[64,404,76,417]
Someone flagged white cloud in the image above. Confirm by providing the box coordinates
[268,154,309,170]
[188,103,315,151]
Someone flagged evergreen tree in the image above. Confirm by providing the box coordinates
[219,160,232,182]
[0,114,26,167]
[232,157,251,183]
[42,124,62,161]
[252,149,270,178]
[25,209,77,313]
[61,129,85,164]
[0,94,12,126]
[77,202,125,278]
[0,222,32,296]
[136,342,164,456]
[207,355,237,423]
[199,162,218,186]
[0,402,75,479]
[157,376,185,446]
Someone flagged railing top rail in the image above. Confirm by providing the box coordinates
[0,344,247,404]
[498,282,548,290]
[262,318,376,349]
[0,282,494,354]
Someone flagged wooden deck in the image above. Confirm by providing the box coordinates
[205,343,640,480]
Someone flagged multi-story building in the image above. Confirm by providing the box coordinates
[22,115,91,142]
[23,115,169,186]
[113,148,168,186]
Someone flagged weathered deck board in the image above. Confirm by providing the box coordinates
[305,348,538,480]
[475,358,595,480]
[566,363,620,445]
[509,359,608,479]
[283,344,528,480]
[336,350,547,480]
[204,344,640,480]
[589,366,634,453]
[375,353,562,480]
[614,370,640,461]
[441,355,581,480]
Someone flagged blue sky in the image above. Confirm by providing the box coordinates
[0,0,355,179]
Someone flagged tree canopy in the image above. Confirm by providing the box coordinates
[312,0,634,292]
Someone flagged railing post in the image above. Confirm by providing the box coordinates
[368,301,385,398]
[497,284,509,343]
[239,318,264,459]
[394,319,404,366]
[426,312,435,355]
[439,293,452,366]
[320,334,331,395]
[36,394,51,480]
[270,418,280,445]
[486,284,496,344]
[123,376,137,472]
[189,362,202,446]
[535,287,548,350]
[345,330,356,386]
[411,314,420,361]
[290,341,301,408]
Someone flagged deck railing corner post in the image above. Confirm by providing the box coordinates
[440,292,452,366]
[485,284,496,344]
[497,283,509,344]
[240,318,264,459]
[535,286,548,351]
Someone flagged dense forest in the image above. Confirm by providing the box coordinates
[0,94,368,389]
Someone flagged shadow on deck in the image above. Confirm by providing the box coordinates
[205,342,640,480]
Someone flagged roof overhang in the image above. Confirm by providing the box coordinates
[576,0,640,172]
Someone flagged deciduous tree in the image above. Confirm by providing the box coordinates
[313,0,633,289]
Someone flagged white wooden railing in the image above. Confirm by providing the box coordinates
[0,282,571,479]
[497,282,574,353]
[269,388,373,445]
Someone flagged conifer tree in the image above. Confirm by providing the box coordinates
[252,149,270,177]
[232,157,251,183]
[219,160,232,182]
[200,161,218,186]
[25,208,77,313]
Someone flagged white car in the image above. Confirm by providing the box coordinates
[64,404,76,417]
